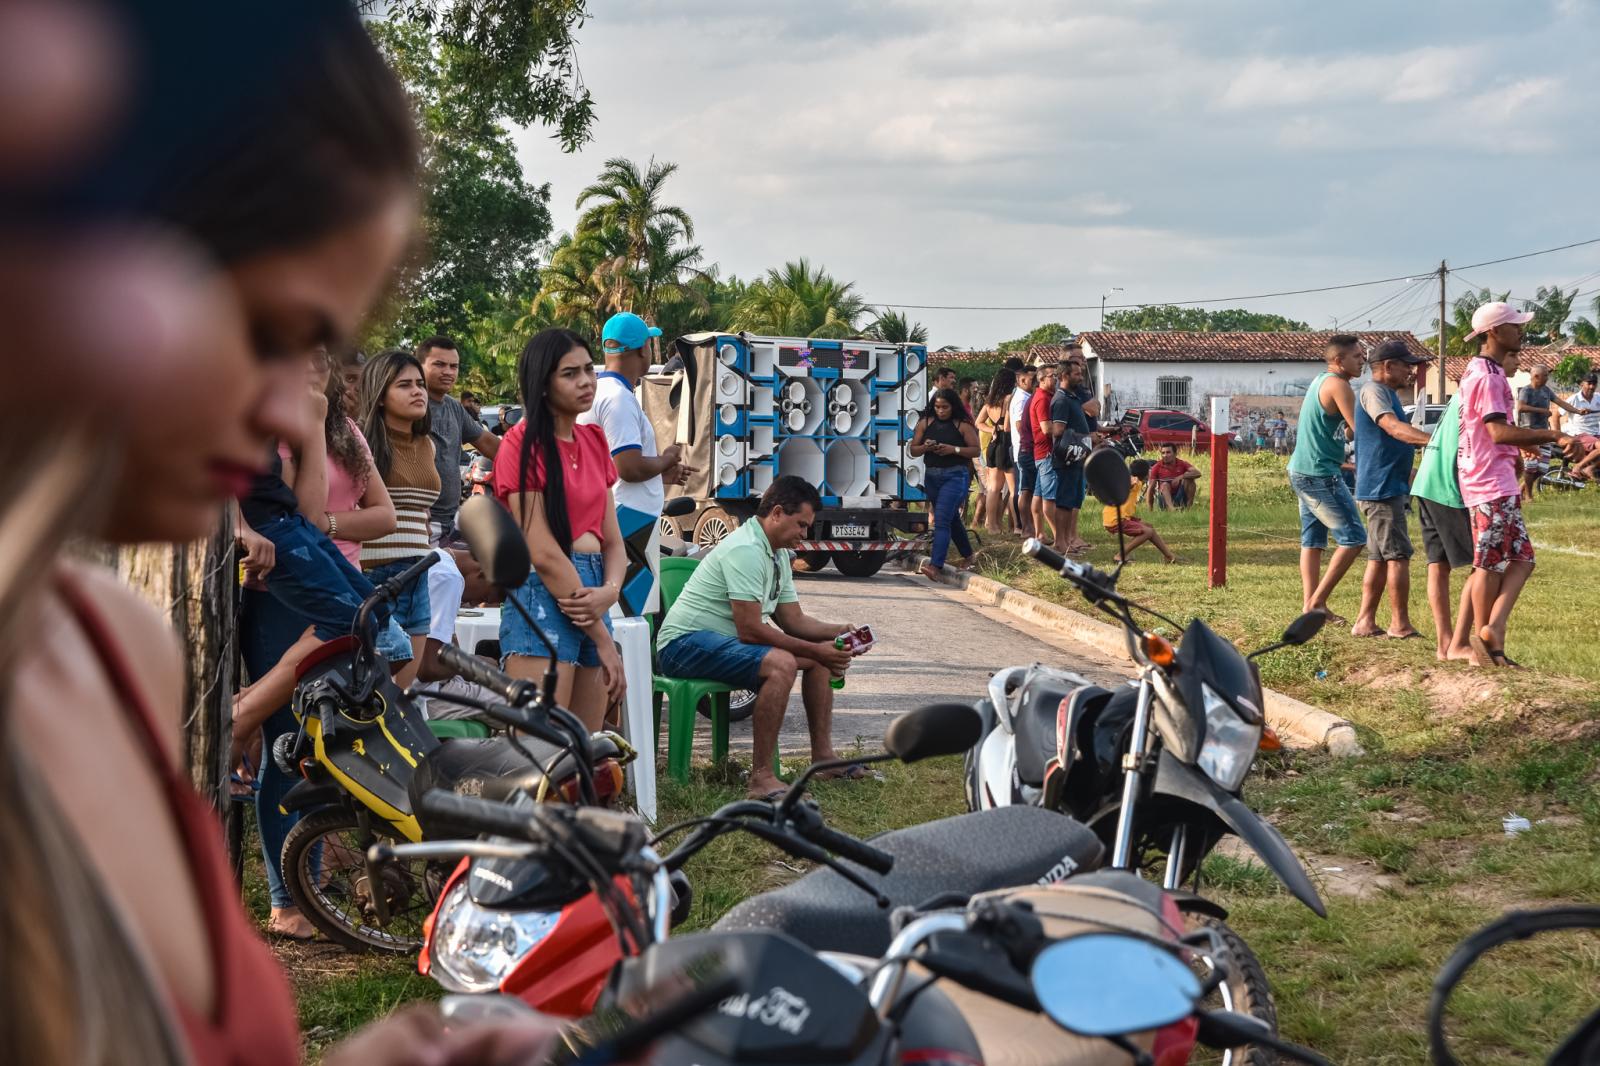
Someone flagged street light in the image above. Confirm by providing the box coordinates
[1100,287,1125,330]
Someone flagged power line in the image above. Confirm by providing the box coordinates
[869,235,1600,313]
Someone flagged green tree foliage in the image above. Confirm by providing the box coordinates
[362,0,595,149]
[369,21,555,348]
[1552,353,1593,387]
[864,309,929,344]
[729,259,869,338]
[1569,295,1600,346]
[998,322,1073,352]
[1100,306,1310,332]
[1523,285,1578,346]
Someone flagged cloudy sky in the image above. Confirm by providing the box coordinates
[512,0,1600,349]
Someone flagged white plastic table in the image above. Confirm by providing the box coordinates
[611,616,657,823]
[453,607,501,656]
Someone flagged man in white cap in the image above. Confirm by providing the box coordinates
[1456,301,1582,667]
[579,311,694,615]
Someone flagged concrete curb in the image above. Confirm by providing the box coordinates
[910,557,1364,757]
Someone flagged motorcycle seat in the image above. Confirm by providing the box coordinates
[1014,675,1088,787]
[409,735,622,829]
[713,806,1105,956]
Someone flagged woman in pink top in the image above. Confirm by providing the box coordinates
[280,346,396,564]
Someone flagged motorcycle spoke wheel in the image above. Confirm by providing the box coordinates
[1180,910,1279,1066]
[282,808,447,954]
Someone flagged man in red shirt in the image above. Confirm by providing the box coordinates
[1146,443,1201,509]
[1027,363,1059,544]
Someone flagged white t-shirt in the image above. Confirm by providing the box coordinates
[1008,388,1032,460]
[1565,391,1600,435]
[579,371,663,517]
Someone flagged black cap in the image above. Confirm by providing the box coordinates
[1368,339,1431,366]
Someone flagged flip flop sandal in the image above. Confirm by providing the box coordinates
[1387,631,1424,640]
[815,764,883,783]
[265,925,317,943]
[1468,630,1500,667]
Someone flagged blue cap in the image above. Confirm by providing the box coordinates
[601,312,662,355]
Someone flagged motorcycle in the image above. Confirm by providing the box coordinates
[384,704,1331,1065]
[1429,905,1600,1065]
[965,447,1327,1060]
[273,516,632,953]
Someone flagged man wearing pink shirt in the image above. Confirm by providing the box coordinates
[1456,301,1582,667]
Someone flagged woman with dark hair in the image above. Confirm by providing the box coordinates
[359,348,444,687]
[3,2,553,1062]
[976,368,1017,534]
[911,387,981,581]
[494,328,628,730]
[333,346,368,423]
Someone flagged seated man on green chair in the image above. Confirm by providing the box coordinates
[656,476,858,800]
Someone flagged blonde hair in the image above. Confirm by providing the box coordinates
[0,440,184,1065]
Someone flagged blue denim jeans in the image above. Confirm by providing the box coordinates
[925,465,974,568]
[501,553,612,666]
[363,557,434,636]
[1016,453,1038,494]
[1288,472,1368,549]
[658,630,770,689]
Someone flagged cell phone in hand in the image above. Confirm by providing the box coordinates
[844,625,875,655]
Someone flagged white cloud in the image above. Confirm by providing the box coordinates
[1218,46,1481,110]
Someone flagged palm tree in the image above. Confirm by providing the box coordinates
[729,259,869,338]
[576,157,695,276]
[1571,295,1600,346]
[864,309,929,344]
[1524,285,1577,345]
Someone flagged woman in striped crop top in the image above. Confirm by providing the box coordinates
[360,349,444,685]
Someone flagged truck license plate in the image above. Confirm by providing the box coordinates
[831,523,870,539]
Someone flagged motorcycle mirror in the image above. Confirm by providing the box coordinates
[1085,447,1134,509]
[1282,610,1326,646]
[884,703,982,763]
[1030,934,1201,1038]
[458,496,532,589]
[663,496,697,518]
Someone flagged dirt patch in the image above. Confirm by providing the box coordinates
[270,939,377,997]
[1214,838,1403,900]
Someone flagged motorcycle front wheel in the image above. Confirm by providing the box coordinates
[1180,908,1279,1066]
[281,807,449,954]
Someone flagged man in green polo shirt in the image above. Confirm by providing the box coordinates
[657,476,857,800]
[1410,395,1474,662]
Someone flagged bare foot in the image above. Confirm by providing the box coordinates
[1162,553,1177,564]
[746,771,787,802]
[1385,629,1423,640]
[1446,645,1476,662]
[269,907,316,940]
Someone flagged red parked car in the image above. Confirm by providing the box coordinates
[1109,407,1229,452]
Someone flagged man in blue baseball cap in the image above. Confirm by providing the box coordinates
[578,312,695,615]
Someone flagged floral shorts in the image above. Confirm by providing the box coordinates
[1469,496,1534,573]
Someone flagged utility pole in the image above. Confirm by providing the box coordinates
[1436,260,1448,402]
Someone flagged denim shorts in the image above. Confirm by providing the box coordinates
[1055,462,1086,510]
[658,630,771,690]
[1035,460,1059,502]
[1288,472,1367,549]
[1016,454,1038,494]
[363,557,434,636]
[501,553,612,667]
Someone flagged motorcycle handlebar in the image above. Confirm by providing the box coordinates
[437,643,521,703]
[416,788,540,842]
[801,822,894,875]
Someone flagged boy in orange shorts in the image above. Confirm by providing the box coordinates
[1104,460,1176,563]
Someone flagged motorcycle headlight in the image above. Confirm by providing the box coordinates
[1196,684,1261,793]
[429,881,560,993]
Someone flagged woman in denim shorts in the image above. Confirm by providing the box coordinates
[493,329,628,730]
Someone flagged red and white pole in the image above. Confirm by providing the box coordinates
[1208,397,1229,589]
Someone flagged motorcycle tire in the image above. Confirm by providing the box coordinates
[281,807,446,955]
[1179,908,1279,1066]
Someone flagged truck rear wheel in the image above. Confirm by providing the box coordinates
[832,551,886,578]
[793,551,832,573]
[693,506,738,548]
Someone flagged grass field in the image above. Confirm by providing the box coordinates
[271,451,1599,1064]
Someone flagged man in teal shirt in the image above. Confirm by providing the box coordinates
[1410,394,1475,663]
[1287,336,1367,621]
[657,477,856,800]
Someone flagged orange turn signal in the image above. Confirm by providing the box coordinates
[1141,633,1176,668]
[1258,724,1283,752]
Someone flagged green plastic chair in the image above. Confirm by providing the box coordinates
[427,719,491,740]
[652,556,778,782]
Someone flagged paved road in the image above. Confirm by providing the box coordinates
[702,564,1134,760]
